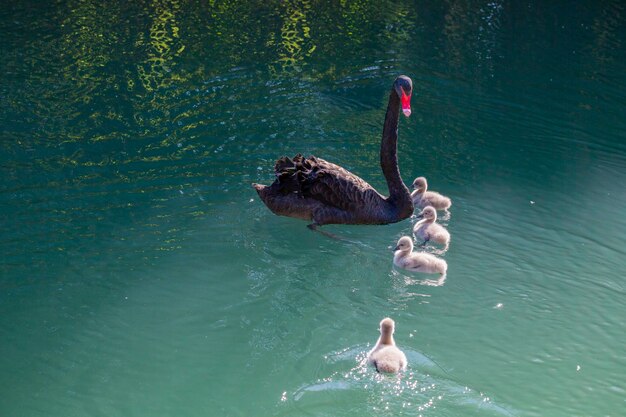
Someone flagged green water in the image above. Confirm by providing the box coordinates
[1,1,625,416]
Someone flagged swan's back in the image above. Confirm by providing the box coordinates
[306,156,385,211]
[254,154,406,225]
[368,345,407,373]
[413,190,452,210]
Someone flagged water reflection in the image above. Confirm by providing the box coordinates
[2,1,626,417]
[587,1,623,66]
[137,0,185,92]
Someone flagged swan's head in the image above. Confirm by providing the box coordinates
[418,206,437,221]
[379,317,395,336]
[412,176,427,192]
[394,75,413,117]
[394,236,414,252]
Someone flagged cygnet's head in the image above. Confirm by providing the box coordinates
[394,236,414,252]
[380,317,395,336]
[418,206,437,221]
[412,176,428,192]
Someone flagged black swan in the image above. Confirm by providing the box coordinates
[252,75,414,229]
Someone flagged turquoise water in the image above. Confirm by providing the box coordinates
[1,1,626,416]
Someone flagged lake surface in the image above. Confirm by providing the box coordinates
[1,1,625,416]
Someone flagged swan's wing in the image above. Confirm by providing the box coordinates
[416,226,429,241]
[404,257,425,271]
[307,157,382,210]
[439,224,451,238]
[369,346,405,373]
[425,191,451,209]
[274,154,383,212]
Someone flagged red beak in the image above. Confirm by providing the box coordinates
[401,89,411,117]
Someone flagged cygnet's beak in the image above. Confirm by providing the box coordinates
[416,211,424,219]
[393,245,400,251]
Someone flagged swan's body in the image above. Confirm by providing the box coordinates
[411,177,451,211]
[393,236,447,275]
[253,76,414,228]
[413,206,450,250]
[367,318,407,374]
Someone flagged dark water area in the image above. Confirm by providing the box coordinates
[1,1,625,416]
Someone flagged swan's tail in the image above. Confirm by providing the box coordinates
[252,182,270,200]
[273,153,319,195]
[438,258,448,275]
[374,360,402,374]
[252,182,276,208]
[251,180,317,221]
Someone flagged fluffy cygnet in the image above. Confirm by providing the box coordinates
[413,206,451,250]
[411,177,452,211]
[393,236,448,275]
[367,317,407,373]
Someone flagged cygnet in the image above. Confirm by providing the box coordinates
[367,317,407,373]
[413,206,450,250]
[393,236,447,275]
[411,177,452,211]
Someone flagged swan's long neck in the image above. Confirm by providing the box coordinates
[381,91,412,214]
[416,216,435,227]
[378,332,395,346]
[414,218,428,228]
[394,248,411,260]
[411,189,423,199]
